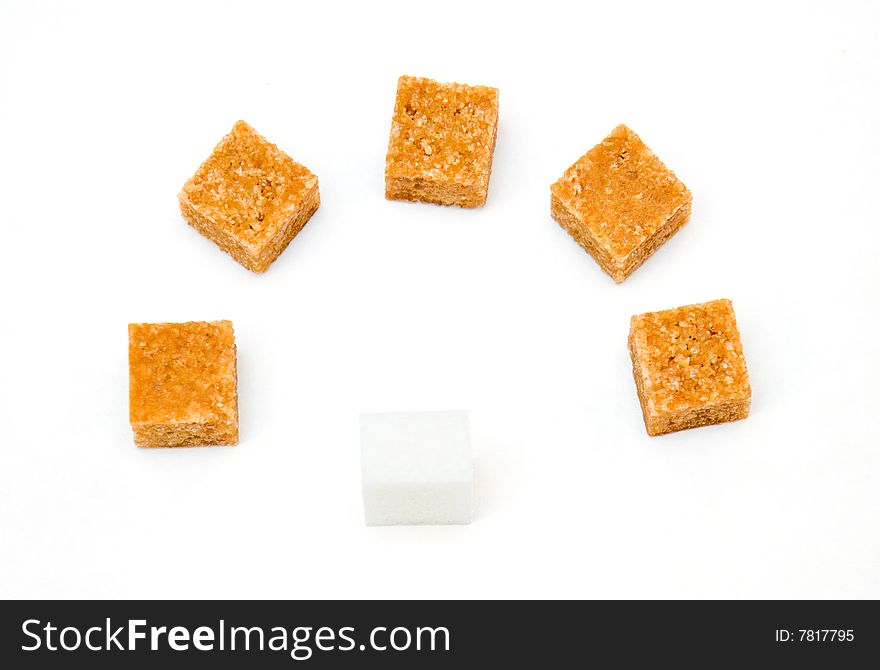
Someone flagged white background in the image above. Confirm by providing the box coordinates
[1,0,878,599]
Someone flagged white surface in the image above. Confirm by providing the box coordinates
[361,411,473,526]
[0,0,878,599]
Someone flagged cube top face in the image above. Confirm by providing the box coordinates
[551,124,691,267]
[385,76,499,208]
[179,120,318,257]
[360,411,472,485]
[128,320,238,446]
[629,299,751,431]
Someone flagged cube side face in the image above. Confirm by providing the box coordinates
[128,321,238,447]
[256,187,320,272]
[179,120,319,272]
[628,299,751,436]
[551,192,621,280]
[550,124,692,282]
[385,76,499,208]
[178,198,260,272]
[360,411,473,525]
[131,420,238,448]
[619,198,691,281]
[386,176,483,209]
[363,481,473,526]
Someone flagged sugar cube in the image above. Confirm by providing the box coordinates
[629,299,751,435]
[179,120,319,273]
[385,76,499,208]
[128,320,238,447]
[551,124,692,282]
[360,411,474,525]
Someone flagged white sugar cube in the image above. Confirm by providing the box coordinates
[360,411,474,526]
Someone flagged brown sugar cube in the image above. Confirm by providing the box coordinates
[385,75,499,208]
[550,124,692,283]
[628,299,751,436]
[129,320,238,447]
[178,120,319,273]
